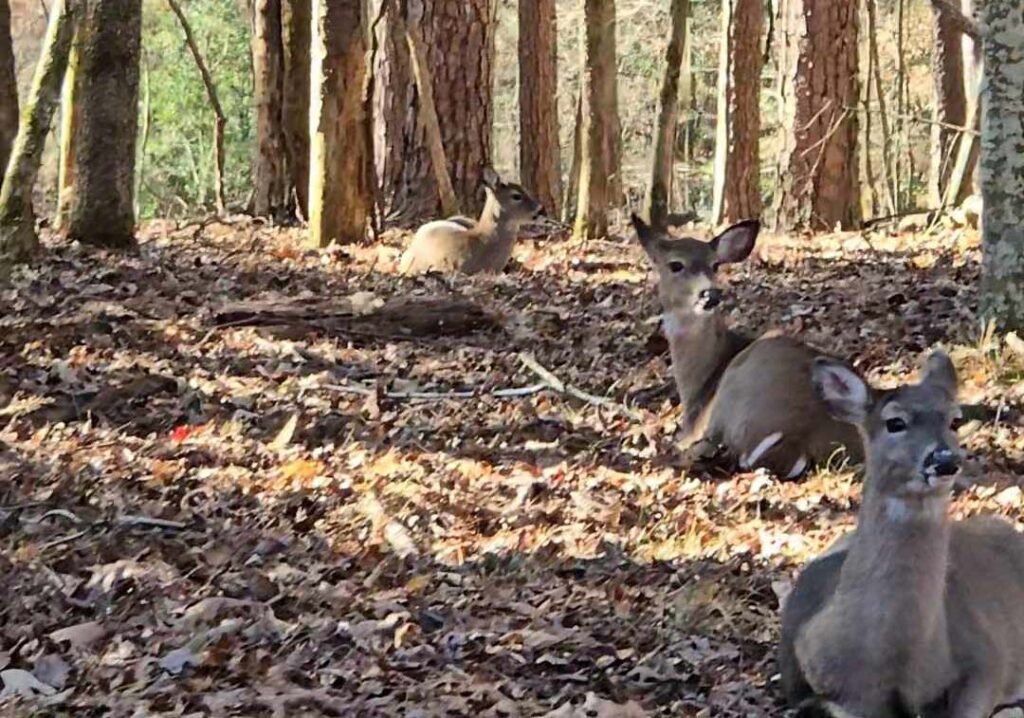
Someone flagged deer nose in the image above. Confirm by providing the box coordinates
[698,288,722,309]
[924,446,959,476]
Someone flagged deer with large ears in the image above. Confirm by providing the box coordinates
[632,214,861,477]
[399,168,544,275]
[780,350,1024,718]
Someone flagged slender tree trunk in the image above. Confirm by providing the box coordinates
[979,0,1024,328]
[0,0,76,262]
[373,0,494,225]
[66,0,142,249]
[562,88,582,223]
[865,0,895,215]
[775,0,860,232]
[711,0,762,226]
[644,0,688,228]
[518,0,560,217]
[55,30,79,229]
[167,0,227,214]
[0,0,17,191]
[928,0,966,206]
[282,0,310,217]
[250,0,289,218]
[602,0,622,207]
[573,0,616,240]
[307,0,371,247]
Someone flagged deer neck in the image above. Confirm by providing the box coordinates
[663,309,746,429]
[475,196,521,245]
[834,476,952,662]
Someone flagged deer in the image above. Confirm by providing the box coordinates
[779,350,1024,718]
[398,168,544,275]
[631,214,861,478]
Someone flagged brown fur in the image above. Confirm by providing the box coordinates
[780,352,1024,718]
[399,169,542,275]
[632,215,861,477]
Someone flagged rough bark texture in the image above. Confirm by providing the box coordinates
[573,0,616,240]
[711,0,763,226]
[644,0,688,228]
[776,0,860,231]
[0,0,75,262]
[928,0,967,206]
[251,0,289,218]
[978,0,1024,328]
[0,0,16,191]
[282,0,310,217]
[373,0,495,225]
[66,0,142,249]
[307,0,370,247]
[518,0,561,217]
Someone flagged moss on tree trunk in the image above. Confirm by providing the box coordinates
[66,0,142,249]
[0,0,76,263]
[0,0,17,191]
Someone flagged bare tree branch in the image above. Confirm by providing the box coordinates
[930,0,982,40]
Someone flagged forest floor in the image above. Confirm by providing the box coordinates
[1,216,1023,717]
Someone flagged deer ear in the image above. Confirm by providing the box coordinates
[710,219,759,264]
[481,167,501,190]
[921,350,958,399]
[631,213,660,254]
[812,357,871,424]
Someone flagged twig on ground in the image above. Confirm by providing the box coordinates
[323,382,548,402]
[114,515,189,531]
[518,352,643,420]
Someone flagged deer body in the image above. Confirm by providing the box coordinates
[780,352,1024,718]
[399,169,542,275]
[633,216,861,477]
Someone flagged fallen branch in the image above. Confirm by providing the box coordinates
[114,515,188,531]
[518,352,642,420]
[324,382,548,402]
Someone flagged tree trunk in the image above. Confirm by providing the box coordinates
[373,0,494,225]
[644,0,688,228]
[711,0,762,226]
[775,0,860,232]
[518,0,560,217]
[55,32,79,229]
[65,0,142,249]
[307,0,371,247]
[927,0,966,206]
[978,0,1024,328]
[602,1,622,207]
[282,0,310,217]
[561,88,582,223]
[0,0,17,191]
[251,0,289,219]
[573,0,616,240]
[0,0,76,262]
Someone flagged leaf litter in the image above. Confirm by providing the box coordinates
[0,218,1021,716]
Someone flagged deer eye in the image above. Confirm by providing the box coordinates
[509,191,523,201]
[885,417,908,434]
[667,261,685,273]
[950,415,964,431]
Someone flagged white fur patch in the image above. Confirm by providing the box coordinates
[661,312,691,340]
[885,496,947,523]
[740,432,784,469]
[787,455,809,479]
[417,220,471,236]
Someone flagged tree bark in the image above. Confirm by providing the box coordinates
[65,0,142,249]
[978,0,1024,328]
[373,0,494,225]
[711,0,762,226]
[644,0,688,228]
[775,0,860,232]
[0,0,17,192]
[573,0,616,240]
[0,0,76,262]
[250,0,289,219]
[927,0,966,206]
[307,0,371,247]
[282,0,310,217]
[55,31,79,229]
[518,0,560,217]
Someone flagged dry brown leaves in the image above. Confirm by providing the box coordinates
[0,217,1020,716]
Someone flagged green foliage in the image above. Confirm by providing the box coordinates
[139,0,252,219]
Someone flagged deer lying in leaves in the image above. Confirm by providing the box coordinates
[399,168,544,275]
[780,350,1024,718]
[632,214,861,477]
